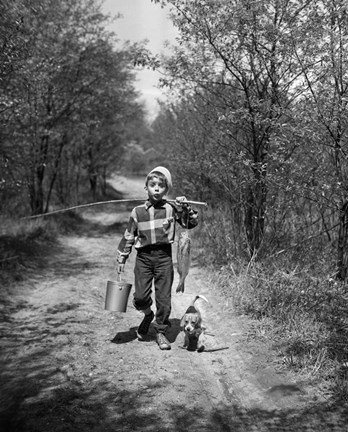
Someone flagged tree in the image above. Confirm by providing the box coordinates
[154,0,315,256]
[0,0,146,215]
[291,0,348,278]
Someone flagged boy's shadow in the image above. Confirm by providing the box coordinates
[111,318,182,344]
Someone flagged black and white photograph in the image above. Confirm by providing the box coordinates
[1,1,348,431]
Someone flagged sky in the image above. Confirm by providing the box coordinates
[101,0,178,119]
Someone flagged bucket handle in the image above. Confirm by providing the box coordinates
[116,271,131,291]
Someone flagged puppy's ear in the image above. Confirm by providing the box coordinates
[180,315,186,328]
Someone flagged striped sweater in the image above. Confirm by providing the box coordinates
[117,200,198,264]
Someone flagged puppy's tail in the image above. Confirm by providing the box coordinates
[191,294,209,306]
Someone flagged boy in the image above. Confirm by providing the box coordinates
[117,166,198,350]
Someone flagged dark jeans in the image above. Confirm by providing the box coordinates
[133,244,173,334]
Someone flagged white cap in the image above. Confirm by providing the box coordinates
[147,166,172,189]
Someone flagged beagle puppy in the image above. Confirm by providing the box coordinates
[180,295,208,352]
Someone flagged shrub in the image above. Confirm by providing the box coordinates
[210,245,348,399]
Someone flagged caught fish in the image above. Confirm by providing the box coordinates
[176,230,191,293]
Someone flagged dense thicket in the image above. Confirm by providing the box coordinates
[151,0,348,280]
[0,0,146,215]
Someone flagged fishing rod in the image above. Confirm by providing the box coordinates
[22,198,208,220]
[166,199,207,207]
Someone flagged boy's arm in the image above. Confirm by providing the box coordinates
[117,210,137,271]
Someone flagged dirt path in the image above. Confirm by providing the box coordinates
[1,176,348,431]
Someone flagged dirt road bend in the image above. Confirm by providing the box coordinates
[1,176,347,431]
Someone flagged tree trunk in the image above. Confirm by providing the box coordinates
[243,141,268,257]
[29,135,49,215]
[28,163,45,215]
[244,178,267,256]
[336,201,348,280]
[87,147,98,200]
[100,164,107,197]
[44,135,66,213]
[89,170,97,199]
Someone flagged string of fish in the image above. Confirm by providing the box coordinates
[176,207,192,293]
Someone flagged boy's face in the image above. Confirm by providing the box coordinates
[146,176,168,203]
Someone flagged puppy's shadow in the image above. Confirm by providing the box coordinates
[166,318,182,343]
[110,318,182,344]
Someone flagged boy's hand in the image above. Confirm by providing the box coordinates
[175,196,191,212]
[175,196,189,207]
[117,263,125,274]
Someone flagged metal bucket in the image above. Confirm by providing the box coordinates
[104,276,132,312]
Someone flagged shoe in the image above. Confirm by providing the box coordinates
[156,333,171,350]
[136,311,154,340]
